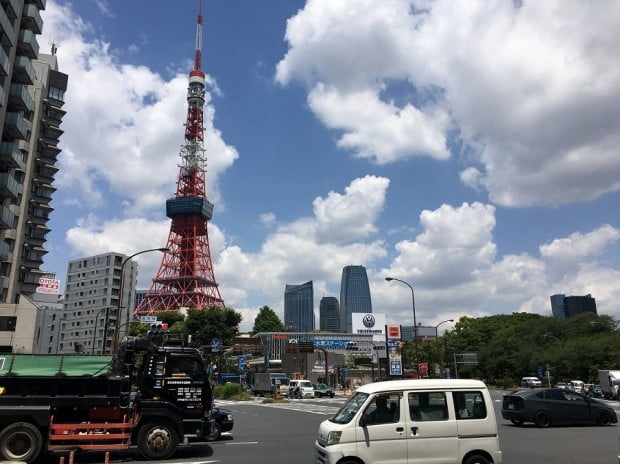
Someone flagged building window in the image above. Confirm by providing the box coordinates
[0,317,17,331]
[48,86,65,101]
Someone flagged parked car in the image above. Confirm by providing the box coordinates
[587,384,604,398]
[289,379,315,398]
[521,376,542,387]
[502,388,617,427]
[208,406,234,440]
[568,380,585,393]
[554,382,568,389]
[313,383,335,398]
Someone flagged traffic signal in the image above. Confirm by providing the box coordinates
[345,341,358,351]
[147,321,169,337]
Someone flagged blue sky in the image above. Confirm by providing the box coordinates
[40,0,620,332]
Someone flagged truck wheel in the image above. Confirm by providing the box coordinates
[0,422,43,463]
[207,422,221,441]
[137,421,179,460]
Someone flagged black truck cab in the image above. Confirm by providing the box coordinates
[0,337,214,462]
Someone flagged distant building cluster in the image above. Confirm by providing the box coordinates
[550,293,597,320]
[284,265,372,334]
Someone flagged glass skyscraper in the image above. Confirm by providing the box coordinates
[319,296,340,332]
[551,293,597,319]
[284,281,314,332]
[339,265,372,333]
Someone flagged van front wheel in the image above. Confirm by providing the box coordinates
[463,454,491,464]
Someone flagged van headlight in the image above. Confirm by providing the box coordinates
[326,431,342,446]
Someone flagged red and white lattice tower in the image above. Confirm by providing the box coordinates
[135,5,224,315]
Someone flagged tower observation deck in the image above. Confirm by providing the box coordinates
[135,5,224,315]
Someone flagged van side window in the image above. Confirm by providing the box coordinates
[362,394,401,425]
[408,392,448,421]
[453,391,487,419]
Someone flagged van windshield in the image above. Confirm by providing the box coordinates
[330,392,369,424]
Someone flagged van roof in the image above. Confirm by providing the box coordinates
[355,379,486,394]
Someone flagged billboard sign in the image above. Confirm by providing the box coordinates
[351,313,386,342]
[36,277,60,295]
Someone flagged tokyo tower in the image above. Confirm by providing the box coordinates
[135,5,224,315]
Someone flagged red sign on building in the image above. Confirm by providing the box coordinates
[387,325,401,339]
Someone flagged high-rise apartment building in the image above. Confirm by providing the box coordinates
[284,281,314,333]
[319,296,339,332]
[550,293,597,320]
[61,253,137,354]
[0,0,67,303]
[339,265,372,333]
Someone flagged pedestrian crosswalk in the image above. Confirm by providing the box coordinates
[216,396,345,416]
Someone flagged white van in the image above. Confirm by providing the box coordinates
[569,380,585,393]
[521,376,542,388]
[289,379,315,398]
[315,379,501,464]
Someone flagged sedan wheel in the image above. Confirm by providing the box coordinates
[534,411,551,428]
[596,410,612,426]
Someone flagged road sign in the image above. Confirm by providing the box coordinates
[140,315,157,323]
[238,355,245,373]
[211,338,221,353]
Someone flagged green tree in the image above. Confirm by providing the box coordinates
[155,311,185,328]
[251,306,284,335]
[183,306,242,348]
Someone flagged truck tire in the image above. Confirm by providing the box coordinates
[137,421,179,460]
[207,422,221,441]
[0,422,43,463]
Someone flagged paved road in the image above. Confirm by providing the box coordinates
[30,390,620,464]
[213,389,620,464]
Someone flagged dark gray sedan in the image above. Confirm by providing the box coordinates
[502,388,617,427]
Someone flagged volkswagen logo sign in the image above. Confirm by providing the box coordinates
[362,314,375,328]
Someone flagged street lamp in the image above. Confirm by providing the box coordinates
[112,247,169,353]
[385,277,418,370]
[434,319,454,375]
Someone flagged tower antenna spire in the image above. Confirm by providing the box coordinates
[194,0,203,71]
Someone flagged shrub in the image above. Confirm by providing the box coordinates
[214,382,252,400]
